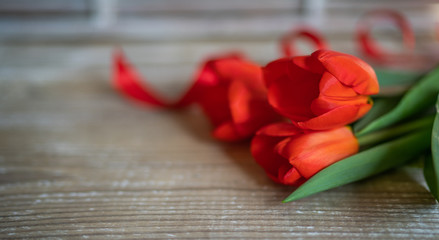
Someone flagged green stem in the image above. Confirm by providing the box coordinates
[356,115,435,147]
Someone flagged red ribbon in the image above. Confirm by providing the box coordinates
[114,50,244,109]
[356,9,415,63]
[113,50,179,108]
[280,27,328,57]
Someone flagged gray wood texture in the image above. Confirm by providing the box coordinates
[1,1,439,239]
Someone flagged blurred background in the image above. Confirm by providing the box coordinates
[0,0,438,88]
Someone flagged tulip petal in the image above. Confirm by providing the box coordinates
[318,72,358,98]
[311,94,372,117]
[313,50,379,95]
[194,60,221,87]
[198,83,231,127]
[229,81,253,125]
[282,127,359,178]
[213,74,279,142]
[292,56,325,74]
[202,56,273,131]
[267,62,320,121]
[311,72,372,116]
[298,104,372,130]
[256,123,302,137]
[280,167,306,186]
[275,139,307,186]
[212,122,242,142]
[251,134,292,183]
[229,80,275,126]
[263,58,292,87]
[227,76,281,139]
[215,58,264,87]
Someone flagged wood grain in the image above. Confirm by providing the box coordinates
[1,52,439,239]
[1,1,439,238]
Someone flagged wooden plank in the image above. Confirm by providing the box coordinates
[0,75,438,239]
[1,2,439,238]
[117,0,300,14]
[0,1,436,42]
[0,0,89,14]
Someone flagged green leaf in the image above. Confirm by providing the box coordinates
[424,94,439,201]
[374,68,419,95]
[354,68,420,132]
[358,65,439,136]
[283,128,432,202]
[424,155,438,200]
[356,115,434,147]
[353,96,400,133]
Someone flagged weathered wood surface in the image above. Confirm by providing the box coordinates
[2,1,439,238]
[1,43,439,239]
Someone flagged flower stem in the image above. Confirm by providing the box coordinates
[356,115,435,147]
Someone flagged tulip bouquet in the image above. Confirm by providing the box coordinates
[113,15,439,202]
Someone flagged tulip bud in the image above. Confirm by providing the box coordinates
[251,123,359,186]
[264,49,379,130]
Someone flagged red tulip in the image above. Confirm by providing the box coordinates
[194,55,282,141]
[263,49,379,130]
[251,123,359,186]
[114,51,281,142]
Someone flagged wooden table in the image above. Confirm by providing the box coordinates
[1,41,438,239]
[2,1,439,237]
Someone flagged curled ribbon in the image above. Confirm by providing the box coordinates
[280,27,328,57]
[113,49,240,109]
[356,9,415,64]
